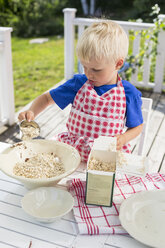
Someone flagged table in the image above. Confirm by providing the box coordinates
[0,141,149,248]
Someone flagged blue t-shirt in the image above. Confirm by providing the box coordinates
[50,74,143,128]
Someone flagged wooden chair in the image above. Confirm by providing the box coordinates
[138,97,153,156]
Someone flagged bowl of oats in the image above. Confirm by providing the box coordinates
[0,139,81,189]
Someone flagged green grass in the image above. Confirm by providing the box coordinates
[12,35,165,113]
[12,36,65,112]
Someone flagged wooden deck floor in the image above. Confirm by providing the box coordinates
[0,80,165,173]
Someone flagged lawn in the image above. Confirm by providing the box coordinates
[12,36,65,112]
[12,35,164,113]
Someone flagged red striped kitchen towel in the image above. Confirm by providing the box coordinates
[68,173,165,235]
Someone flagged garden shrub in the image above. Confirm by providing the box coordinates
[0,0,67,37]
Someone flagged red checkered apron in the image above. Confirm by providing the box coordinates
[58,77,131,161]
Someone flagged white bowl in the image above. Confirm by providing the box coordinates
[0,139,81,189]
[21,187,74,223]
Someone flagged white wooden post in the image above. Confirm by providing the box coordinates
[90,0,95,15]
[78,25,85,74]
[63,8,77,80]
[80,0,88,15]
[154,14,165,92]
[0,27,15,126]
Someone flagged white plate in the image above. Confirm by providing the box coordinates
[119,189,165,248]
[21,187,74,223]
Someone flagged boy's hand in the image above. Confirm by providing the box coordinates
[116,134,126,151]
[18,110,35,122]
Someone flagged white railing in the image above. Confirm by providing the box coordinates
[0,27,15,127]
[63,8,165,93]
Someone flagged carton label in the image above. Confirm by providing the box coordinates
[85,172,115,206]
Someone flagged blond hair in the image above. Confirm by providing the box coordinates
[76,20,129,63]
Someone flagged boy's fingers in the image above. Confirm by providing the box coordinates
[18,112,26,121]
[116,140,122,150]
[26,111,34,122]
[116,145,122,151]
[18,111,34,122]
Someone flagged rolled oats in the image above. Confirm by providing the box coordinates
[88,157,116,172]
[13,152,65,178]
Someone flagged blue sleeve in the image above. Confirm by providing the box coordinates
[122,81,143,128]
[49,74,87,109]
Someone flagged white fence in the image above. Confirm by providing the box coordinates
[0,10,165,127]
[0,27,15,127]
[63,8,165,93]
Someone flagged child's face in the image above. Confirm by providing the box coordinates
[81,58,119,86]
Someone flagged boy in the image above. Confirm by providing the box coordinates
[19,20,143,162]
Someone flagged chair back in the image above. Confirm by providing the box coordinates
[138,97,153,156]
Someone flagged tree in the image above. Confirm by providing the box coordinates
[80,0,96,15]
[0,0,68,37]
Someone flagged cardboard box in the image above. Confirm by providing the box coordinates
[85,137,117,207]
[85,136,149,207]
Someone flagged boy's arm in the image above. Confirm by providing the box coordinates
[116,123,143,151]
[18,92,54,122]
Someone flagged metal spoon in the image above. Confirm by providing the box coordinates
[20,120,40,141]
